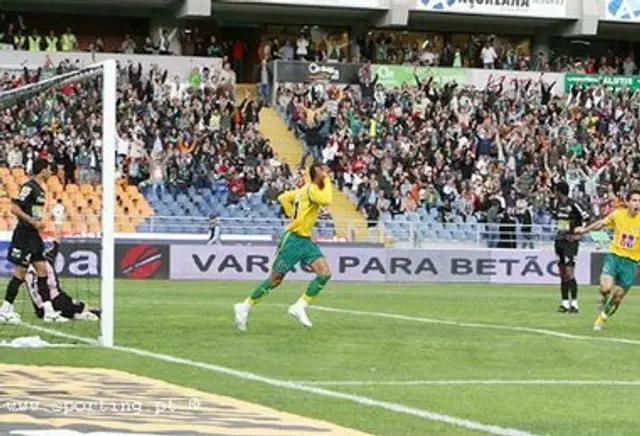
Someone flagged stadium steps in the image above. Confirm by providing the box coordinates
[256,105,368,242]
[235,83,257,98]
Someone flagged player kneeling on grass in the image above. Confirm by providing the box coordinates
[25,236,101,322]
[234,163,333,331]
[573,187,640,331]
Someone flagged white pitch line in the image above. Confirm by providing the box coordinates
[2,323,535,436]
[309,305,640,346]
[112,345,535,436]
[17,322,99,345]
[295,380,640,387]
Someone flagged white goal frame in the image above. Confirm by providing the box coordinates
[100,59,116,348]
[0,60,117,347]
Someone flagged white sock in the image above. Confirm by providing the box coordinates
[0,301,12,313]
[562,300,570,308]
[571,300,579,308]
[42,301,54,315]
[295,297,309,309]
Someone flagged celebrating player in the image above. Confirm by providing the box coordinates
[0,159,65,324]
[574,187,640,331]
[25,231,101,321]
[551,182,591,313]
[233,162,333,331]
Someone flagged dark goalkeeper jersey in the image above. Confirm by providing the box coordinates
[12,179,46,233]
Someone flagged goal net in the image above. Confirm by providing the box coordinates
[0,61,116,347]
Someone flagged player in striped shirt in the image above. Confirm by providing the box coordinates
[25,234,101,321]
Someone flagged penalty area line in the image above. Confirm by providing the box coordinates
[309,305,640,346]
[12,322,536,436]
[294,380,640,387]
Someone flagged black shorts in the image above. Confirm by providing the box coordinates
[8,228,45,268]
[35,293,85,319]
[554,240,579,267]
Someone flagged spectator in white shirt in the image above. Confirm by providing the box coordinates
[296,35,309,60]
[481,42,497,69]
[51,199,66,225]
[7,146,23,168]
[117,132,130,161]
[158,27,178,55]
[219,62,237,93]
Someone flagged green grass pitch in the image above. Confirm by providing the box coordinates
[2,279,640,435]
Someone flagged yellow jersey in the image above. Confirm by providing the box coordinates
[604,208,640,262]
[278,177,332,238]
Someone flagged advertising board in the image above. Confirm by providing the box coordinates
[170,245,591,284]
[415,0,568,19]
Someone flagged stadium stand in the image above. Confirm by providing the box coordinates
[276,63,631,245]
[0,60,336,238]
[1,12,638,243]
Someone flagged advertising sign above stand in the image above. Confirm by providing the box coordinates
[470,70,565,96]
[274,61,362,84]
[415,0,568,18]
[369,65,565,96]
[372,65,467,88]
[564,73,640,92]
[604,0,640,21]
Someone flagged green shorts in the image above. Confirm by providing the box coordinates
[601,253,639,291]
[271,231,324,275]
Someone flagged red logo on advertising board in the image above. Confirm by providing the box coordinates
[120,245,163,279]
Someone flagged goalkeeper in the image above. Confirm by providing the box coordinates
[25,233,101,321]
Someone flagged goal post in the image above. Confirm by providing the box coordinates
[100,59,116,348]
[0,60,116,347]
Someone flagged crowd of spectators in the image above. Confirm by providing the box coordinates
[258,29,639,75]
[277,63,640,239]
[2,11,638,77]
[0,62,307,223]
[3,11,640,241]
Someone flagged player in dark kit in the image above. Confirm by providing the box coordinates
[551,182,591,313]
[0,159,66,324]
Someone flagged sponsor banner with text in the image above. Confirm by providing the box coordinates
[274,61,362,84]
[415,0,568,19]
[564,73,640,92]
[372,65,467,88]
[170,245,590,284]
[0,241,171,279]
[370,66,565,96]
[469,70,565,96]
[55,242,102,279]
